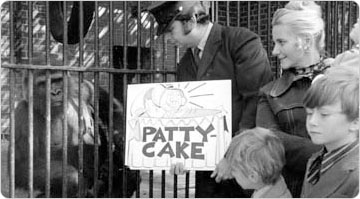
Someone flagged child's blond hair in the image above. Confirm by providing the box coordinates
[227,127,285,185]
[303,64,359,121]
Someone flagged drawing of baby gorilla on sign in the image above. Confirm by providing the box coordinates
[126,80,232,171]
[140,85,187,118]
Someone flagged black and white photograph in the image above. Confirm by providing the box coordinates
[0,1,359,198]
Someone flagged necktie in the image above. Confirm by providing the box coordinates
[307,151,324,185]
[307,140,359,185]
[193,47,201,68]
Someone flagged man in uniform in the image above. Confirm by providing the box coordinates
[145,1,273,197]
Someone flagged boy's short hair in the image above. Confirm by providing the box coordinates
[226,127,285,185]
[303,64,359,121]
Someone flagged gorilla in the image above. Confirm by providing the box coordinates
[11,70,138,197]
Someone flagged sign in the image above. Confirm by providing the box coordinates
[125,80,232,170]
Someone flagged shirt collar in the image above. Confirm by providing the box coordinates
[310,139,359,182]
[197,22,213,51]
[252,184,272,198]
[251,176,288,198]
[324,139,359,155]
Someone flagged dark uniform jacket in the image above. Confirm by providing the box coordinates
[177,23,272,135]
[177,23,272,198]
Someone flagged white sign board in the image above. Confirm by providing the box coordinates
[125,80,232,170]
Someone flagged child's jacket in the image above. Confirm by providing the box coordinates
[301,143,359,197]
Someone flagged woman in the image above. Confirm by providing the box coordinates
[256,1,331,197]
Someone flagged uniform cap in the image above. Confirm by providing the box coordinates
[145,1,197,36]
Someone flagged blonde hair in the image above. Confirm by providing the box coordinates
[226,128,285,185]
[272,1,325,53]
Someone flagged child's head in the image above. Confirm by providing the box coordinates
[226,127,285,189]
[303,65,359,150]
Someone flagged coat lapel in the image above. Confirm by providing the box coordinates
[269,71,296,97]
[197,23,222,79]
[305,146,359,197]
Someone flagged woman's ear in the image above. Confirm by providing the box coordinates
[303,34,313,52]
[349,117,359,132]
[295,37,304,50]
[248,171,260,184]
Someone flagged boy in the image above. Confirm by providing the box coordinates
[226,127,292,198]
[302,63,359,197]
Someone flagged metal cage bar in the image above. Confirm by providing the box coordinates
[341,2,345,53]
[185,172,190,198]
[348,2,353,48]
[78,1,86,197]
[44,2,52,192]
[122,1,129,198]
[27,2,35,197]
[8,2,16,198]
[226,1,230,26]
[9,69,16,198]
[107,1,114,197]
[257,2,260,34]
[45,4,52,197]
[27,69,34,198]
[93,67,100,198]
[77,75,85,199]
[334,2,339,55]
[149,9,155,198]
[61,72,69,198]
[237,2,241,27]
[135,3,142,198]
[161,170,166,198]
[247,2,251,29]
[45,68,52,197]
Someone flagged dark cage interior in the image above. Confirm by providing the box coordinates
[1,1,358,198]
